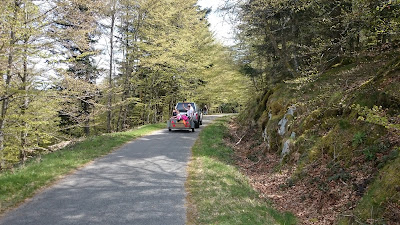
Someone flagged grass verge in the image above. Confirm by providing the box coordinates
[186,117,296,225]
[0,123,165,214]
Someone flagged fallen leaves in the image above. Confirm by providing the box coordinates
[225,119,374,225]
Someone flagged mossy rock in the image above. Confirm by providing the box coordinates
[328,91,344,106]
[294,135,308,155]
[320,117,339,132]
[286,113,295,121]
[299,109,323,132]
[259,110,270,130]
[308,134,333,160]
[265,117,282,153]
[293,133,320,163]
[302,127,357,163]
[253,90,273,121]
[352,69,400,114]
[323,107,344,118]
[269,99,287,116]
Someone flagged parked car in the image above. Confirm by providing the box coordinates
[175,102,202,128]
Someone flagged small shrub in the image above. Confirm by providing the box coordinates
[352,132,366,147]
[378,149,399,169]
[363,147,376,161]
[362,142,388,161]
[327,163,351,182]
[328,171,351,182]
[278,178,296,190]
[339,119,351,130]
[246,152,259,162]
[287,178,296,187]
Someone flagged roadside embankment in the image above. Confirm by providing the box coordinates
[186,116,296,225]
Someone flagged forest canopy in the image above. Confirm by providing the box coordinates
[233,0,400,86]
[0,0,250,168]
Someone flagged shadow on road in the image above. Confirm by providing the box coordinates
[0,114,230,225]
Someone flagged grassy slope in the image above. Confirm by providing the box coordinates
[186,117,296,225]
[0,123,165,214]
[348,155,400,224]
[247,51,400,223]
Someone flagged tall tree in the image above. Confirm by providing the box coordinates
[106,0,117,133]
[134,0,214,123]
[51,0,102,136]
[0,0,20,168]
[0,0,61,167]
[234,0,400,87]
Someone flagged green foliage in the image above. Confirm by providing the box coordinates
[195,44,253,114]
[362,147,375,161]
[187,117,296,225]
[0,0,63,168]
[1,0,250,168]
[235,0,400,87]
[339,119,351,130]
[354,104,400,133]
[352,132,366,147]
[361,143,387,161]
[327,162,351,182]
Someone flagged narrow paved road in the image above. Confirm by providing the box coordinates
[0,115,222,225]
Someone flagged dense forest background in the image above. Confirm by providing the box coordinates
[0,0,250,168]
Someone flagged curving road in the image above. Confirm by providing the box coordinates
[0,115,222,225]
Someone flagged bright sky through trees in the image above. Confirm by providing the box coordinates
[197,0,235,45]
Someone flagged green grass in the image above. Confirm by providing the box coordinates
[0,123,165,213]
[339,147,400,224]
[186,117,296,225]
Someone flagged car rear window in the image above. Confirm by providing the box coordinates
[176,103,196,112]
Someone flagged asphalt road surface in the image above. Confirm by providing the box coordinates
[0,115,223,225]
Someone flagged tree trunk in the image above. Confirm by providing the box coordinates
[19,3,32,163]
[265,23,297,78]
[0,53,13,168]
[0,0,19,168]
[107,0,116,133]
[20,60,29,162]
[116,105,123,132]
[20,37,29,163]
[83,100,90,136]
